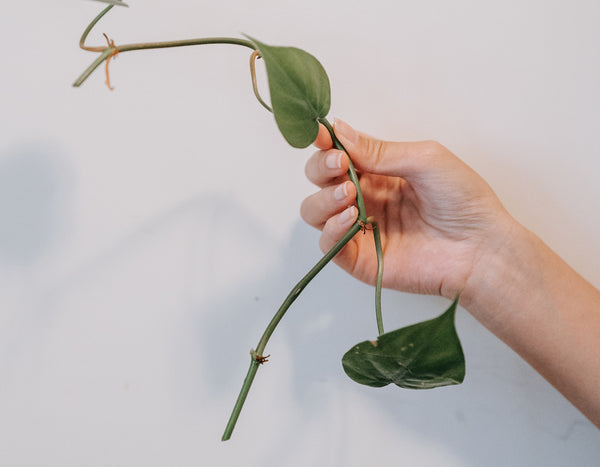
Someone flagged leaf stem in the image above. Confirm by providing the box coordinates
[249,51,273,113]
[79,5,116,52]
[115,37,255,53]
[318,118,367,222]
[371,220,385,335]
[222,220,362,441]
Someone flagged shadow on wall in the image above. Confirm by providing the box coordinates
[0,141,72,382]
[191,202,600,466]
[6,180,594,465]
[0,142,70,267]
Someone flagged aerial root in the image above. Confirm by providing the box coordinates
[102,33,119,90]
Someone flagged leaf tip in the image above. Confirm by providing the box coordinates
[89,0,130,8]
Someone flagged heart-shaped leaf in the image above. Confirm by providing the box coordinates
[88,0,129,7]
[245,36,331,148]
[342,298,465,389]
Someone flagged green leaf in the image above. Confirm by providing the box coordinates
[88,0,129,7]
[245,36,331,148]
[342,297,465,389]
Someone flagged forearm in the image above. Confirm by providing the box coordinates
[462,214,600,427]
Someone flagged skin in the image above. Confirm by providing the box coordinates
[301,119,600,428]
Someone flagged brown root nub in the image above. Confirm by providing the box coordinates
[254,354,271,364]
[359,220,374,234]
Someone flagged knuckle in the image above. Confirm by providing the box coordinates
[420,140,446,157]
[363,137,388,168]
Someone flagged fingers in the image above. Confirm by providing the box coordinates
[300,181,357,228]
[319,206,359,270]
[313,123,333,149]
[332,119,449,178]
[305,148,349,187]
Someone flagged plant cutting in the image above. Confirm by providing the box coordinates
[74,0,466,441]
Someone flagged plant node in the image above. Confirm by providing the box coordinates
[359,220,375,234]
[250,349,270,364]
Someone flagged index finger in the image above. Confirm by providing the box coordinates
[313,123,333,149]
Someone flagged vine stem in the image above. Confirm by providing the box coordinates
[73,5,256,87]
[222,118,380,440]
[75,5,386,439]
[221,221,362,441]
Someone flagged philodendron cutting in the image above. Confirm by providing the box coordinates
[74,0,466,441]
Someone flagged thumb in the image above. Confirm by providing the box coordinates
[333,119,442,178]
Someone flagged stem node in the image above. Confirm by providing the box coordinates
[250,349,271,364]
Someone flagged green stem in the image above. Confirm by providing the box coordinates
[73,48,114,88]
[221,359,259,441]
[318,118,367,222]
[371,221,384,335]
[73,38,255,87]
[222,221,362,441]
[223,118,371,440]
[221,118,383,441]
[79,5,116,51]
[116,37,255,53]
[73,5,255,87]
[255,222,362,356]
[77,5,383,439]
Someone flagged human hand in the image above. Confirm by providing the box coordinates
[303,120,600,428]
[301,119,515,300]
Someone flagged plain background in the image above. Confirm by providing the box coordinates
[1,0,599,465]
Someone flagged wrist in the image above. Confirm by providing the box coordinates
[460,211,600,427]
[459,212,542,332]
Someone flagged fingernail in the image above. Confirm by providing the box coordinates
[325,152,343,169]
[338,206,356,227]
[333,118,358,144]
[334,182,349,201]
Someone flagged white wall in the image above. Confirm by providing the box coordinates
[1,0,598,465]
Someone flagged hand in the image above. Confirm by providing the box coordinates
[301,119,514,299]
[302,120,600,427]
